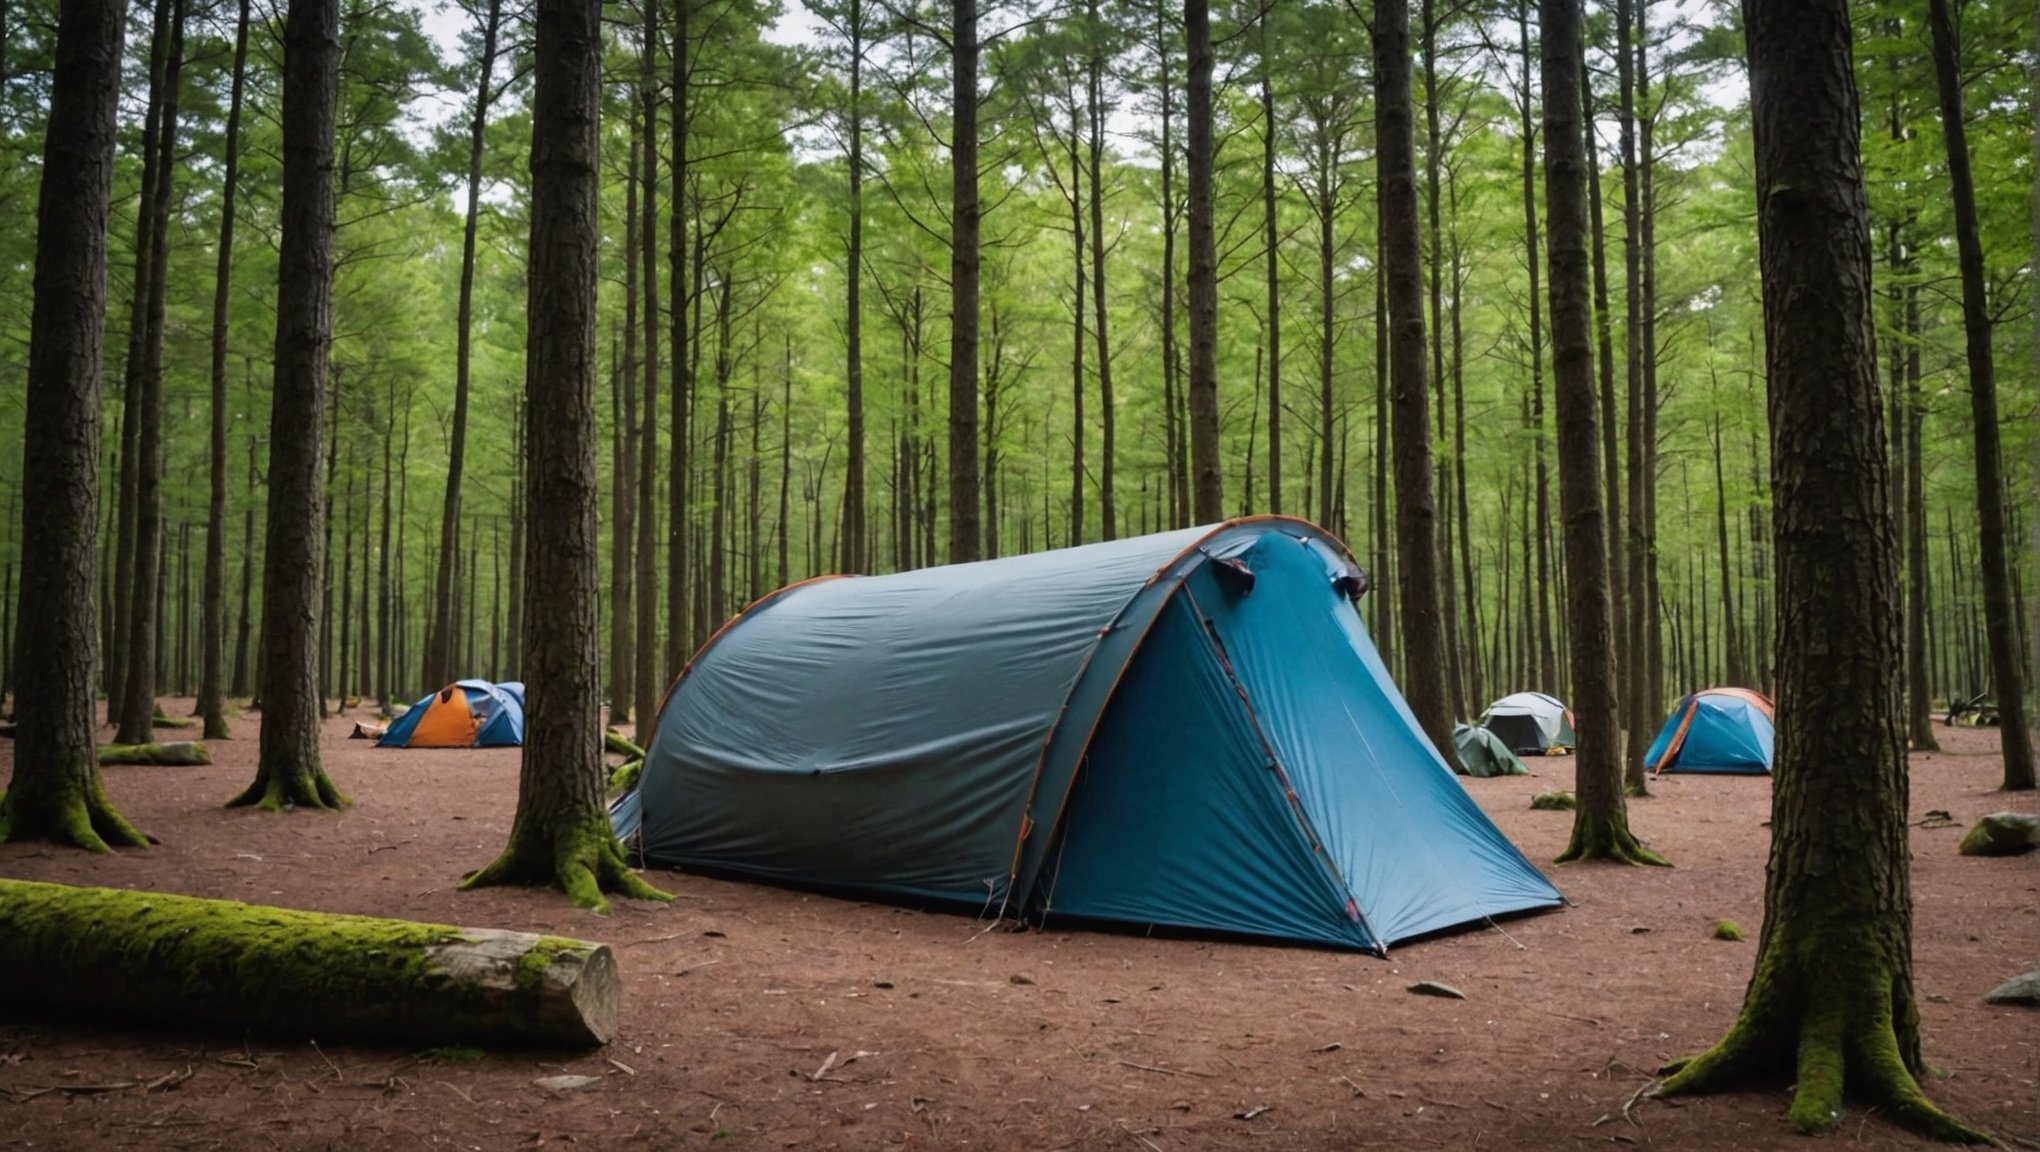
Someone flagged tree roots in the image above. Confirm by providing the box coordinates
[0,779,151,854]
[462,814,671,915]
[1555,810,1670,866]
[1658,976,1992,1142]
[225,765,349,812]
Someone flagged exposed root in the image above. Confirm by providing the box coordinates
[0,778,152,854]
[463,813,671,915]
[225,765,349,812]
[1659,978,1993,1144]
[1555,810,1670,866]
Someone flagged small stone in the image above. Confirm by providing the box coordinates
[1009,973,1036,986]
[1406,980,1466,1000]
[532,1075,603,1091]
[1983,971,2040,1007]
[1958,813,2039,857]
[1630,926,1652,935]
[873,980,894,990]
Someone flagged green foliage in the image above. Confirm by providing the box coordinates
[1712,919,1745,942]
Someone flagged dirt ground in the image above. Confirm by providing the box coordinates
[0,701,2034,1151]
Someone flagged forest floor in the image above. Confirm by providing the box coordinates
[0,703,2034,1151]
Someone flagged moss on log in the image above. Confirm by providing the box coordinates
[0,879,619,1047]
[149,708,194,730]
[608,758,642,796]
[1530,791,1576,811]
[604,730,645,760]
[97,742,212,766]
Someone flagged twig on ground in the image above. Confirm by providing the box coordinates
[1116,1059,1212,1079]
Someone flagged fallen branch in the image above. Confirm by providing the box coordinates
[1117,1059,1212,1079]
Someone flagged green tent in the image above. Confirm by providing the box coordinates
[1453,723,1529,778]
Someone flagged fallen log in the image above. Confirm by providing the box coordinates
[97,742,212,766]
[604,730,645,760]
[0,880,619,1047]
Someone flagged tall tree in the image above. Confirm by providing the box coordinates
[1656,0,1987,1134]
[1925,0,2035,790]
[1375,0,1458,769]
[1086,0,1116,539]
[634,0,663,735]
[1542,0,1658,865]
[0,0,149,852]
[425,0,505,693]
[1259,14,1280,516]
[464,0,670,912]
[199,0,251,740]
[228,0,345,812]
[666,0,691,672]
[114,0,185,746]
[948,0,980,563]
[1184,0,1220,522]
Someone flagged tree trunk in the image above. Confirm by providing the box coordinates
[115,0,186,747]
[427,0,503,696]
[610,121,640,725]
[231,405,257,700]
[1540,0,1658,866]
[1633,0,1661,796]
[1089,0,1116,540]
[376,378,394,713]
[1184,0,1220,523]
[947,0,981,563]
[1418,0,1463,720]
[1656,0,1984,1135]
[0,0,148,852]
[1260,28,1280,517]
[230,0,345,813]
[836,3,865,572]
[1902,276,1936,749]
[1925,0,2035,789]
[667,0,692,675]
[0,880,618,1047]
[1582,34,1624,731]
[1375,0,1456,768]
[1712,405,1743,685]
[466,0,668,913]
[109,0,173,706]
[634,42,661,734]
[1517,0,1554,695]
[198,0,249,738]
[1371,221,1393,674]
[1068,102,1086,546]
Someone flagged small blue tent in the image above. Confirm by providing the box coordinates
[619,519,1561,952]
[1644,688,1775,775]
[379,679,526,748]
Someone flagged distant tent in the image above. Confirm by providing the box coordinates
[618,519,1562,953]
[1644,688,1775,775]
[1481,691,1576,754]
[378,680,525,748]
[1453,723,1530,778]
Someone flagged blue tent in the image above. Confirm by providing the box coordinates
[379,679,526,748]
[619,519,1562,953]
[1644,688,1775,775]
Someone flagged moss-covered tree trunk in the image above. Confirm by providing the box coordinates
[0,880,619,1047]
[1538,0,1661,868]
[229,0,345,813]
[0,0,148,854]
[465,0,667,915]
[1656,0,1984,1138]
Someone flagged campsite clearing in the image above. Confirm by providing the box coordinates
[0,704,2031,1150]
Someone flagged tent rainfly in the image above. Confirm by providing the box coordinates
[1644,688,1776,775]
[1453,723,1531,778]
[378,680,526,748]
[1480,691,1577,755]
[615,519,1562,953]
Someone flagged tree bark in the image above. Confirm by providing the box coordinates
[1903,277,1936,749]
[1925,0,2035,789]
[0,880,619,1047]
[114,0,185,747]
[635,0,662,736]
[610,121,639,725]
[466,0,668,913]
[198,0,249,739]
[230,0,345,813]
[947,0,980,563]
[1088,0,1116,540]
[1260,22,1280,517]
[1184,0,1220,522]
[1541,0,1659,866]
[842,0,866,572]
[231,403,257,700]
[1583,33,1624,734]
[1518,0,1554,694]
[1656,0,1984,1134]
[0,0,147,852]
[1633,0,1661,796]
[1375,0,1457,769]
[667,0,691,674]
[427,0,503,696]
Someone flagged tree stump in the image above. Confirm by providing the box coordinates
[0,880,619,1046]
